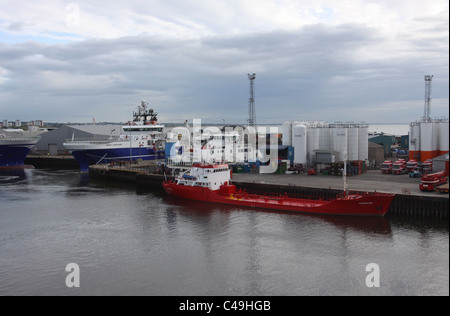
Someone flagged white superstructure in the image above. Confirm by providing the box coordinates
[174,163,231,191]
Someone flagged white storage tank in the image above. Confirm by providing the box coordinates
[358,125,369,161]
[409,122,421,160]
[282,122,293,146]
[293,124,307,165]
[439,121,449,156]
[347,126,359,161]
[332,127,348,162]
[420,122,433,161]
[307,127,320,163]
[432,122,439,158]
[319,127,332,151]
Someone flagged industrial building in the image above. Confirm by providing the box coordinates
[409,119,449,161]
[409,75,449,162]
[432,152,450,175]
[369,134,397,157]
[35,124,122,155]
[282,121,369,166]
[368,142,385,168]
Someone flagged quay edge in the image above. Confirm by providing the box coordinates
[88,165,449,220]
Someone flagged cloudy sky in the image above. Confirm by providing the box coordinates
[0,0,448,124]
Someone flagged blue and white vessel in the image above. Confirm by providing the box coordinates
[64,101,165,172]
[0,134,40,169]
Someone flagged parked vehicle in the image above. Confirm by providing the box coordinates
[409,166,422,178]
[422,159,433,174]
[392,159,407,175]
[436,183,449,194]
[381,161,393,174]
[420,171,448,192]
[406,159,418,172]
[308,167,318,175]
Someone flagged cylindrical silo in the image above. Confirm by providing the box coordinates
[439,121,449,156]
[307,127,320,163]
[420,122,433,161]
[332,127,348,162]
[319,127,331,151]
[432,122,440,159]
[293,124,307,165]
[347,126,359,161]
[282,122,292,146]
[409,122,421,161]
[358,125,369,161]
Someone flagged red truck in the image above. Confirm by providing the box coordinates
[381,161,393,174]
[392,159,407,175]
[422,159,433,174]
[420,171,448,192]
[406,159,418,172]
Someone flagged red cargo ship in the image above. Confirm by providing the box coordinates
[163,163,395,217]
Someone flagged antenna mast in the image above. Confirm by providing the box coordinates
[248,73,256,127]
[423,75,433,122]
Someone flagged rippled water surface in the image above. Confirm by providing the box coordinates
[0,169,448,296]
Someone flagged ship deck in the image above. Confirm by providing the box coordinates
[225,192,327,207]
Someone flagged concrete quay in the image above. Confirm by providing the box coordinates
[231,170,448,198]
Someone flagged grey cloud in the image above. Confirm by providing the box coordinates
[8,22,24,32]
[0,23,448,123]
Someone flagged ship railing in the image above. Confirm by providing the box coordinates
[64,137,121,144]
[109,165,151,174]
[0,136,41,142]
[107,161,161,174]
[166,156,194,167]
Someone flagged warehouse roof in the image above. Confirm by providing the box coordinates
[433,153,449,162]
[67,124,122,137]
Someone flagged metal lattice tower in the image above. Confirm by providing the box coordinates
[423,75,433,122]
[248,73,256,127]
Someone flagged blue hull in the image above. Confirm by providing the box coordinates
[71,147,165,172]
[0,144,33,168]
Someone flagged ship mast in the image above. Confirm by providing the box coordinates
[343,153,348,197]
[133,100,158,124]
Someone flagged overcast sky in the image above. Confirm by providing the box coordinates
[0,0,448,124]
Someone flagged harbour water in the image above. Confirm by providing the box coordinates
[0,168,448,296]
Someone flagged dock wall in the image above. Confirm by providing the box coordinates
[25,155,79,169]
[233,181,448,220]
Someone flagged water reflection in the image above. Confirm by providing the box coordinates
[163,195,392,235]
[161,194,398,295]
[0,168,28,184]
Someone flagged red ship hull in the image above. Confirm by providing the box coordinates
[163,181,395,217]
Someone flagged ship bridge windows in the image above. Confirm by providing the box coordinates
[213,168,228,173]
[123,127,164,133]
